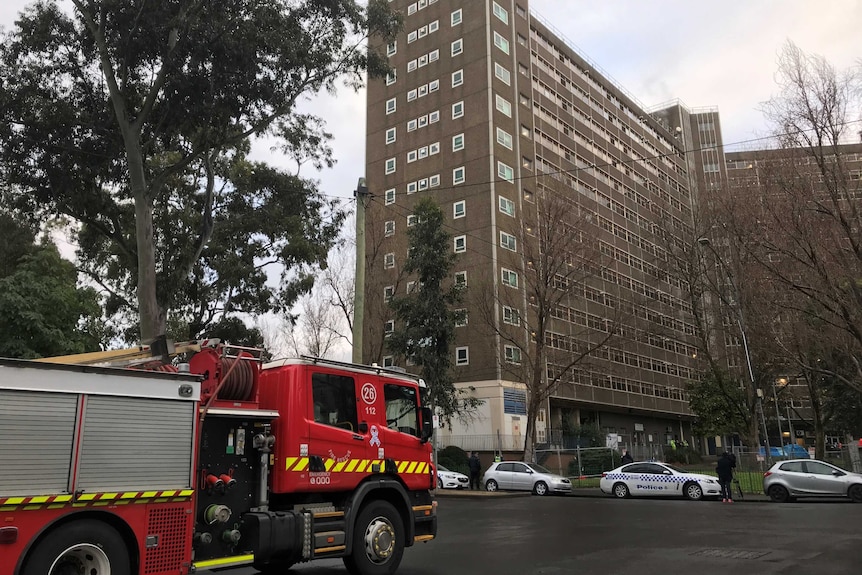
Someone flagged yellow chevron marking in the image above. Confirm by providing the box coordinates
[77,493,96,501]
[407,461,419,474]
[48,504,66,509]
[398,461,409,473]
[1,506,19,512]
[324,459,335,471]
[285,457,297,470]
[100,493,118,500]
[142,491,158,498]
[24,504,42,510]
[180,489,195,497]
[29,496,49,504]
[295,458,309,472]
[346,459,359,472]
[121,492,138,499]
[93,501,110,507]
[54,495,73,503]
[333,461,347,472]
[5,497,25,505]
[160,491,177,498]
[418,462,428,474]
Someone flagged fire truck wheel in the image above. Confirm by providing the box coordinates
[22,519,130,575]
[343,500,405,575]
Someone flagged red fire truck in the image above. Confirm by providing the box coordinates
[0,339,437,575]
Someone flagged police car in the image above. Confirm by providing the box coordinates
[600,461,721,500]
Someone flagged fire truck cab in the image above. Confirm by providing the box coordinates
[0,343,437,575]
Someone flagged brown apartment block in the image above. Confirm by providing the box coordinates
[364,0,721,457]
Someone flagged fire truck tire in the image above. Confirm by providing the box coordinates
[22,519,130,575]
[343,500,405,575]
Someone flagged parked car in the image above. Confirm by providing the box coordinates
[436,464,469,490]
[763,459,862,502]
[599,461,721,501]
[483,461,572,496]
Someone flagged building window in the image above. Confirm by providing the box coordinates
[453,200,466,219]
[519,93,530,107]
[385,188,396,205]
[429,79,439,92]
[454,309,467,327]
[493,32,509,54]
[384,286,395,302]
[418,115,428,128]
[451,38,463,57]
[385,220,395,237]
[496,94,512,117]
[407,31,417,43]
[429,141,440,155]
[452,101,464,119]
[501,268,518,288]
[451,9,462,25]
[454,271,467,286]
[407,181,417,194]
[385,98,396,115]
[505,345,522,364]
[384,320,395,336]
[429,110,440,123]
[493,2,509,24]
[416,84,427,97]
[503,306,520,326]
[407,89,417,102]
[452,69,464,87]
[499,196,515,216]
[454,235,466,253]
[518,63,529,77]
[407,214,418,226]
[496,128,513,149]
[429,49,439,62]
[386,127,396,145]
[498,161,514,182]
[429,20,439,33]
[408,59,417,72]
[453,166,465,185]
[407,119,417,132]
[521,124,531,138]
[452,133,465,152]
[387,41,397,56]
[455,346,469,366]
[386,70,396,85]
[522,157,533,170]
[385,158,396,174]
[383,355,394,367]
[516,4,526,18]
[494,63,511,85]
[384,253,395,269]
[406,281,416,294]
[500,231,516,251]
[517,33,527,46]
[407,150,418,163]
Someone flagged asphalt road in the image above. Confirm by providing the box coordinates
[204,492,862,575]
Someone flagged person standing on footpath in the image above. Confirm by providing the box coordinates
[716,451,736,502]
[468,451,482,490]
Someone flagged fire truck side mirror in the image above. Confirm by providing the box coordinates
[420,407,433,444]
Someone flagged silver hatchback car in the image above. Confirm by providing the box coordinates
[763,459,862,502]
[483,461,572,496]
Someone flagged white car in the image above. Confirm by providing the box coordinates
[436,464,469,489]
[600,461,721,501]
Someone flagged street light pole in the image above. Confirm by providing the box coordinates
[772,383,783,451]
[698,236,773,464]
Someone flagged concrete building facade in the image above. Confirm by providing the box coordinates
[364,0,719,457]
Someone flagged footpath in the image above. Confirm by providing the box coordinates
[434,487,770,502]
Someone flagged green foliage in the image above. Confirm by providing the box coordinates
[566,449,621,476]
[387,198,481,426]
[437,445,469,475]
[0,0,398,340]
[687,370,748,437]
[0,214,104,358]
[662,444,702,464]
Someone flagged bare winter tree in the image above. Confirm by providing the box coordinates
[724,41,862,454]
[474,179,621,463]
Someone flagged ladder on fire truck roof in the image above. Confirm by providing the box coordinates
[32,337,221,367]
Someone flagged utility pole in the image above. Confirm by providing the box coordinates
[352,178,369,364]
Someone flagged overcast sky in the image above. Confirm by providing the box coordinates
[2,0,859,208]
